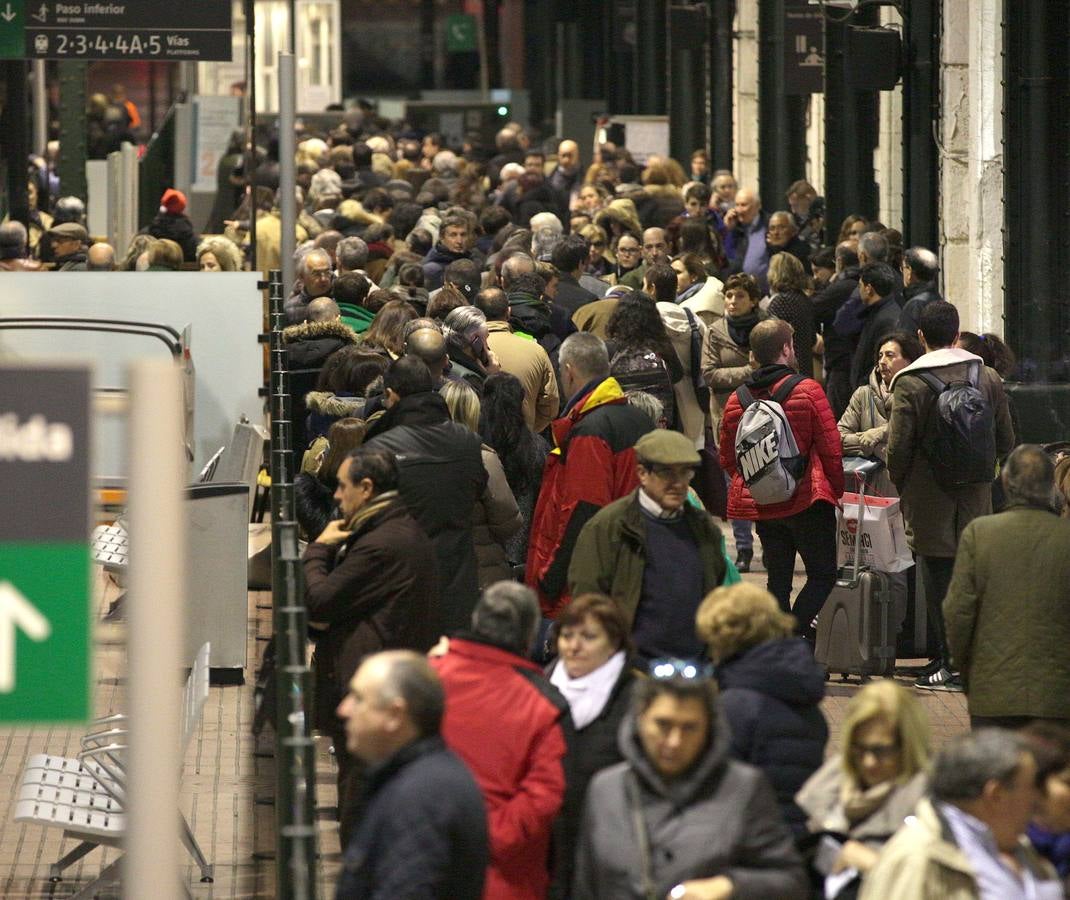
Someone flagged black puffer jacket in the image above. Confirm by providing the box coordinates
[282,319,359,369]
[716,637,828,835]
[364,392,488,633]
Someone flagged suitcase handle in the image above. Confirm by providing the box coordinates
[850,472,867,580]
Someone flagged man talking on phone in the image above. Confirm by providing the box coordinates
[302,445,439,849]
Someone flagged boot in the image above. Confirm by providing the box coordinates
[735,548,753,573]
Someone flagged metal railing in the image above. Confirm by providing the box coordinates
[267,269,319,900]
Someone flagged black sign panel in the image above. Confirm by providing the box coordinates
[24,0,232,61]
[784,4,825,95]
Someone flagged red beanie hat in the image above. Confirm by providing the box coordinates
[160,188,187,215]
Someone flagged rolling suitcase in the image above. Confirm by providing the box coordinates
[815,461,896,680]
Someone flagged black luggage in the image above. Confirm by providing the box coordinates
[815,460,896,680]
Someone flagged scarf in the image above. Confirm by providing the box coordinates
[726,310,761,347]
[840,777,898,826]
[549,650,626,730]
[341,490,400,542]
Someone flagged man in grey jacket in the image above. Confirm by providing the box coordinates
[573,667,808,900]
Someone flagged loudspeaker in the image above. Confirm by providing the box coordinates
[845,26,902,90]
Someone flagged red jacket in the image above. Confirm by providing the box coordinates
[718,366,844,520]
[525,377,653,618]
[431,637,570,900]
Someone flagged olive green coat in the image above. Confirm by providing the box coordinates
[943,505,1070,720]
[567,490,727,624]
[886,352,1015,557]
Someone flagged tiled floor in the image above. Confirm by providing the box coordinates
[0,527,969,898]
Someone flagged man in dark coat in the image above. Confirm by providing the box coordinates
[302,446,438,848]
[811,241,861,418]
[335,650,488,900]
[365,356,487,633]
[422,211,475,291]
[48,221,89,271]
[850,262,902,389]
[550,234,599,316]
[896,245,943,335]
[766,210,812,273]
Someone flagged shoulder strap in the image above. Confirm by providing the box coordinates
[624,772,658,900]
[771,373,808,405]
[735,385,756,408]
[915,371,946,394]
[684,307,700,335]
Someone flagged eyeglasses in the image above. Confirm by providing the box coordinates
[850,742,900,761]
[649,658,713,680]
[617,245,640,254]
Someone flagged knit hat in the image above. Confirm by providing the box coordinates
[160,188,187,215]
[634,429,702,466]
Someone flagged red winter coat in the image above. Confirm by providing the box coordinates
[718,366,844,520]
[431,637,570,900]
[525,377,654,618]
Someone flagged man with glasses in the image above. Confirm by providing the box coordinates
[285,247,335,324]
[573,661,808,899]
[569,429,727,663]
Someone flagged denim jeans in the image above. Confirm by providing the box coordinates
[754,501,838,634]
[723,471,754,552]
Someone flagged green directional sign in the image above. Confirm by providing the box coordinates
[0,0,25,59]
[0,365,91,723]
[445,13,477,53]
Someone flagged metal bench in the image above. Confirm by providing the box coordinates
[14,643,213,897]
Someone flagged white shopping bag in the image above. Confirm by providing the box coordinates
[836,492,913,573]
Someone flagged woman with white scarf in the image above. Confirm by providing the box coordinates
[547,593,637,887]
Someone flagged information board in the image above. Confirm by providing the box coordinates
[0,0,233,61]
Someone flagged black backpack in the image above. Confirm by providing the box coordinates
[915,362,996,489]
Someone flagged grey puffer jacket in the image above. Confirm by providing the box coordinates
[573,697,808,900]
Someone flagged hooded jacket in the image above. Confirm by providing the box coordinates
[282,319,359,369]
[364,392,488,632]
[838,366,897,497]
[431,636,570,900]
[525,377,654,618]
[679,275,726,330]
[146,210,199,261]
[715,637,828,834]
[422,243,473,292]
[886,347,1015,557]
[304,391,369,442]
[657,301,709,446]
[573,692,809,900]
[701,309,770,437]
[719,365,845,521]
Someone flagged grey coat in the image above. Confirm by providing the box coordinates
[473,446,522,588]
[700,310,769,438]
[886,349,1015,557]
[573,699,808,900]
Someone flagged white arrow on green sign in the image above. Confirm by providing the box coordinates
[0,364,91,723]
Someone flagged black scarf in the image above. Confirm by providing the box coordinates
[726,310,761,348]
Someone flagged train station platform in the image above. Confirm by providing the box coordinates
[0,525,968,898]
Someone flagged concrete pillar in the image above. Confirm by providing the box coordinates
[805,92,824,196]
[876,6,903,232]
[940,0,1003,332]
[733,0,759,189]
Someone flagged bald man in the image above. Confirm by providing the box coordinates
[405,327,450,386]
[281,295,357,368]
[549,138,582,219]
[87,242,116,271]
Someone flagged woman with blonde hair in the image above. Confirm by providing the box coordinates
[695,583,827,834]
[196,235,243,272]
[578,223,611,277]
[440,380,522,588]
[796,680,931,898]
[767,250,815,377]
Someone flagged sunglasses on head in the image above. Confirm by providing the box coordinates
[648,658,713,681]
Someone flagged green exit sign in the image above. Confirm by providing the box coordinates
[445,13,477,53]
[0,0,25,60]
[0,366,92,723]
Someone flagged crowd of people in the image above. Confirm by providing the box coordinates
[8,113,1070,899]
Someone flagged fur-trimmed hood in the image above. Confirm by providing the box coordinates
[281,319,359,346]
[304,391,368,418]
